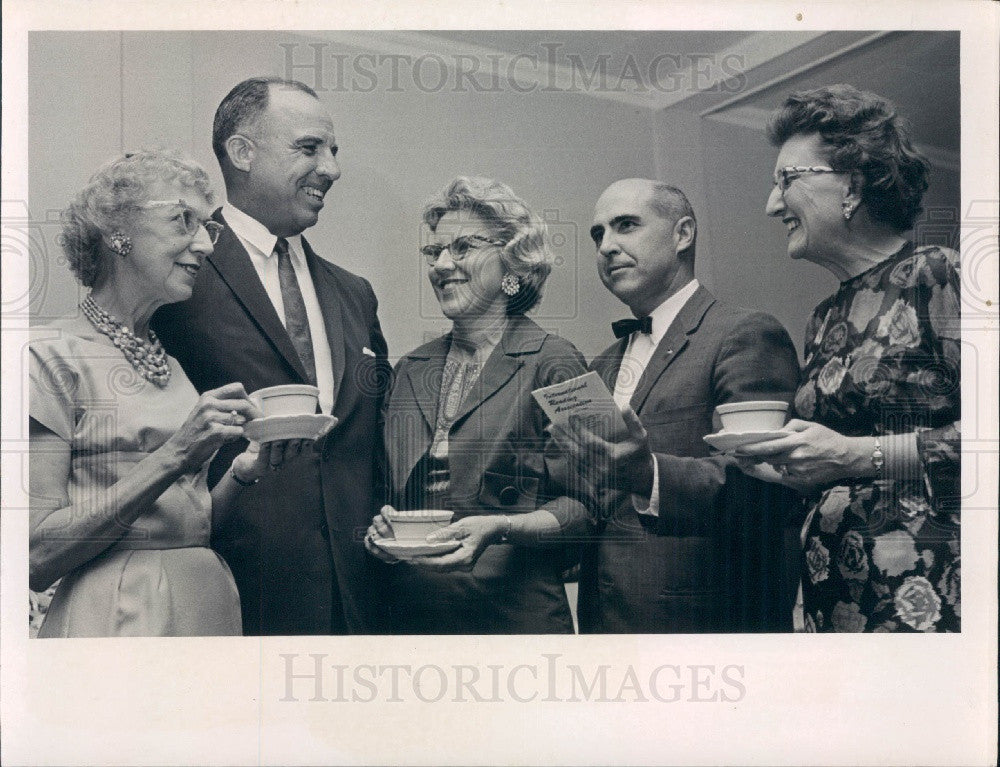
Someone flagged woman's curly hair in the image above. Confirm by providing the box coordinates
[767,84,930,232]
[423,176,553,315]
[61,149,214,287]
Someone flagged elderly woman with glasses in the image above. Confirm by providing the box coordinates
[736,85,961,632]
[364,176,592,634]
[29,150,325,637]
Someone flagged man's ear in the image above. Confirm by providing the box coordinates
[225,134,254,173]
[673,215,696,254]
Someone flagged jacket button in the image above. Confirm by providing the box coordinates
[498,486,519,506]
[319,523,330,539]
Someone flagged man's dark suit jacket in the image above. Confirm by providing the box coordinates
[152,211,390,635]
[577,285,802,633]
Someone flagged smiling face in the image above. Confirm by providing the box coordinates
[590,179,691,318]
[765,132,852,266]
[426,211,507,324]
[116,180,215,306]
[243,87,341,237]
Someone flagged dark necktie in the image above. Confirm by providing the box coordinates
[611,315,653,339]
[274,237,317,385]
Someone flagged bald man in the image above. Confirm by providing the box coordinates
[554,179,801,632]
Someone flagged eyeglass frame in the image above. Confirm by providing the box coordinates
[138,199,225,244]
[772,166,845,194]
[420,234,506,266]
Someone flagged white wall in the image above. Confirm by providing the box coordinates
[29,30,660,359]
[28,30,960,362]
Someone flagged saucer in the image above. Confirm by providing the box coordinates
[373,538,461,558]
[243,414,337,443]
[703,429,791,452]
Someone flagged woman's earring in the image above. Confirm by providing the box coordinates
[500,273,521,296]
[109,231,132,257]
[841,201,856,221]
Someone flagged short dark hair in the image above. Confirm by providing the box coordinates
[767,84,930,231]
[649,183,696,260]
[212,77,318,163]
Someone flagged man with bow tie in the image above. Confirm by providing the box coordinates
[553,178,800,633]
[153,77,391,635]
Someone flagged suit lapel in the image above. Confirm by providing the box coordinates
[630,286,716,412]
[448,316,543,427]
[592,338,629,392]
[401,337,449,430]
[207,211,310,382]
[393,339,448,491]
[302,237,347,404]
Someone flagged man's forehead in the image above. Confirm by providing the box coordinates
[593,180,656,222]
[262,88,335,137]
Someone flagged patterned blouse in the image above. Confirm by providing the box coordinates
[400,328,502,509]
[795,242,961,632]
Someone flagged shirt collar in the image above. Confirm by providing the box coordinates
[646,278,700,345]
[222,203,304,260]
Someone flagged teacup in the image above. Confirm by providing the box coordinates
[383,508,454,541]
[250,384,320,418]
[715,400,789,432]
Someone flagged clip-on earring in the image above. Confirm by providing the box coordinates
[500,273,521,296]
[841,201,856,221]
[109,231,133,257]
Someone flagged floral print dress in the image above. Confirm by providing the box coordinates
[795,243,960,632]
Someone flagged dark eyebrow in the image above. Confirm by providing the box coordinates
[609,214,640,227]
[293,136,339,156]
[590,215,640,243]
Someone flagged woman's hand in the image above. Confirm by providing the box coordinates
[409,515,505,573]
[733,456,819,495]
[162,382,262,473]
[734,419,875,486]
[364,507,402,564]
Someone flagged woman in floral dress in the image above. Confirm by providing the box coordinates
[737,85,960,632]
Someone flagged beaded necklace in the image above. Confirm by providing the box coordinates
[80,295,171,387]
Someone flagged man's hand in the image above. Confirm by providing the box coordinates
[550,406,654,500]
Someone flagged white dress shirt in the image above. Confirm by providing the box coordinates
[613,278,700,516]
[222,203,336,415]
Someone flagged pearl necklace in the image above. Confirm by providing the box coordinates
[80,295,171,387]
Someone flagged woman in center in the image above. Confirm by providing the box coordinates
[366,176,592,633]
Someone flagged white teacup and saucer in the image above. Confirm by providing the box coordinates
[243,384,337,442]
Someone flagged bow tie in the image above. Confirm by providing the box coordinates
[611,316,653,339]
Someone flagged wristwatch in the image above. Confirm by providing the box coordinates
[870,437,885,473]
[499,515,513,543]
